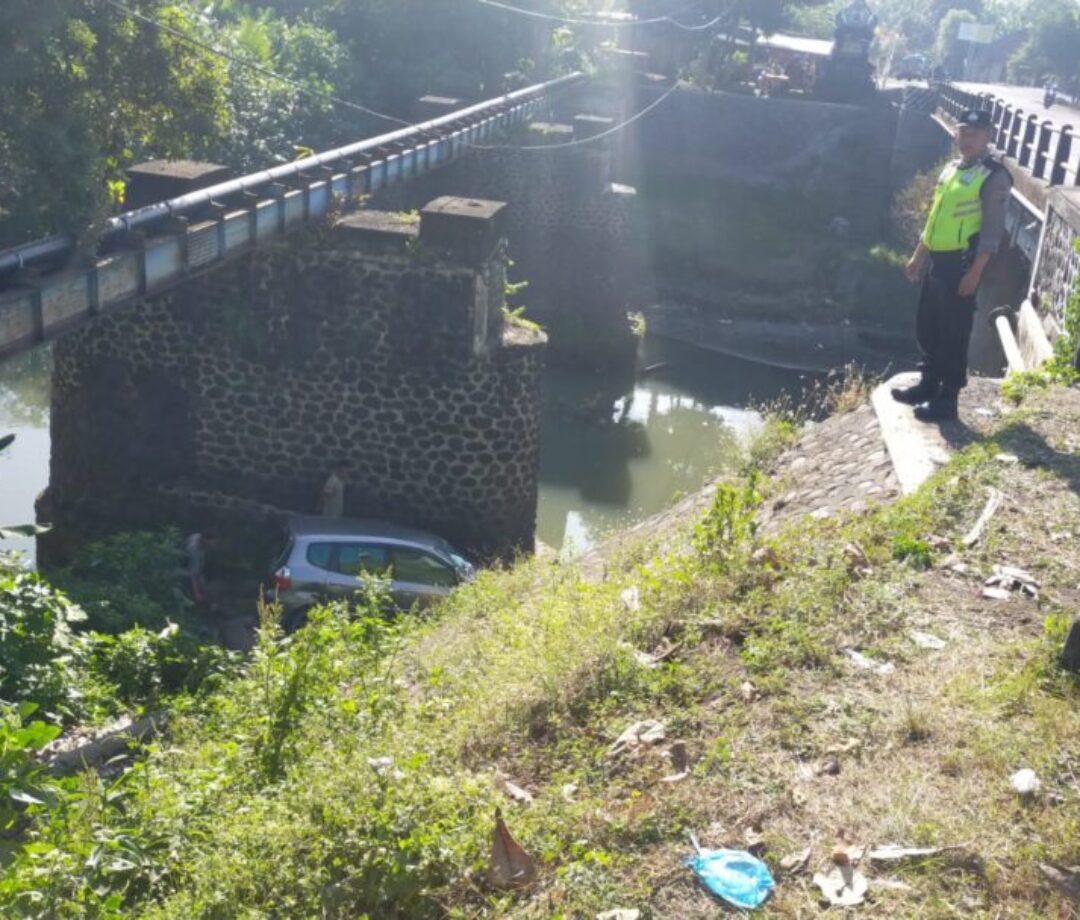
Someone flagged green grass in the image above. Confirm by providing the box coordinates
[5,392,1080,918]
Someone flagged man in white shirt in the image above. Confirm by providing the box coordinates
[319,462,347,518]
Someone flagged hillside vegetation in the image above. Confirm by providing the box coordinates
[2,383,1080,918]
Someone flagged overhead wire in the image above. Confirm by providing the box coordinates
[100,0,693,156]
[101,0,413,127]
[472,0,726,31]
[471,79,680,150]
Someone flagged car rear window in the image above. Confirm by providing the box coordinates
[335,543,390,577]
[306,542,334,571]
[393,548,456,587]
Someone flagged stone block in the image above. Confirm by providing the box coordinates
[415,95,463,122]
[335,211,419,254]
[125,160,231,211]
[527,122,574,145]
[95,251,141,310]
[0,287,39,357]
[420,197,507,264]
[40,270,92,335]
[573,114,616,141]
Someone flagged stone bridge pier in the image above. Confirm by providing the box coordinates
[40,198,546,563]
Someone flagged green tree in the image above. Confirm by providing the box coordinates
[934,8,978,74]
[1009,1,1080,81]
[0,1,230,247]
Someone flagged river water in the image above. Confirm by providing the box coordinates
[0,337,806,565]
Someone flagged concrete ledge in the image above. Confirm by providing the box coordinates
[871,373,955,494]
[1017,298,1054,370]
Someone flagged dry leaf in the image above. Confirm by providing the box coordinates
[503,780,533,804]
[826,738,861,756]
[752,546,780,568]
[608,720,666,757]
[488,808,536,889]
[1040,864,1080,902]
[816,755,841,777]
[831,830,863,866]
[744,824,766,857]
[779,846,812,875]
[963,487,1002,547]
[814,864,868,906]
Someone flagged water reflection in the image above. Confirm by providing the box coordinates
[0,347,51,564]
[537,336,809,554]
[0,335,811,566]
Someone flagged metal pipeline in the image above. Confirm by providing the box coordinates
[0,72,584,281]
[0,235,77,280]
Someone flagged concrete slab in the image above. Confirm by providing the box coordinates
[872,373,957,494]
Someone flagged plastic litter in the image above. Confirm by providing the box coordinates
[685,833,775,910]
[814,863,868,906]
[1010,767,1040,796]
[846,649,895,675]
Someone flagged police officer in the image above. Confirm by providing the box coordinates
[893,108,1013,420]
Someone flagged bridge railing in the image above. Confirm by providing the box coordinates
[0,73,585,360]
[935,83,1080,190]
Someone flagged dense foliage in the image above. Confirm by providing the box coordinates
[0,572,89,721]
[0,532,237,721]
[49,529,193,635]
[786,0,1079,84]
[0,0,840,250]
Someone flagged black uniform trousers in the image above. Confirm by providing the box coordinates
[916,249,976,392]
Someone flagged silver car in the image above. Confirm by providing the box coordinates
[269,515,476,630]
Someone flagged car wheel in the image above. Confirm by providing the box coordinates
[283,606,311,634]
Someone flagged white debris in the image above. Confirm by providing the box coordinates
[846,650,895,675]
[984,564,1039,600]
[607,720,666,757]
[1011,768,1041,796]
[910,630,946,651]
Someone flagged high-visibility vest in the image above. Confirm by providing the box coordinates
[921,157,999,253]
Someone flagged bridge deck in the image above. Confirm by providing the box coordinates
[0,74,585,362]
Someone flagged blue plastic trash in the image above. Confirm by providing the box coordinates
[685,834,775,910]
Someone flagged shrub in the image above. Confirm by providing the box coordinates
[0,703,66,835]
[0,570,90,720]
[50,529,191,634]
[88,624,238,711]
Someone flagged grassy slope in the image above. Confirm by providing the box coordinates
[8,390,1080,919]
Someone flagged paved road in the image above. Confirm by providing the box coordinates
[955,82,1080,126]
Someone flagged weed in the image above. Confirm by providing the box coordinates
[892,534,932,569]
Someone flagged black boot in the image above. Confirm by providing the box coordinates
[891,374,940,406]
[914,388,959,421]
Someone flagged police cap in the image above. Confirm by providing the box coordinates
[959,109,993,130]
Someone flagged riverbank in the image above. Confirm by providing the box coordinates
[6,378,1080,918]
[644,302,915,374]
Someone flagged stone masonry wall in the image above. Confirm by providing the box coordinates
[374,141,644,370]
[46,215,545,560]
[1033,187,1080,331]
